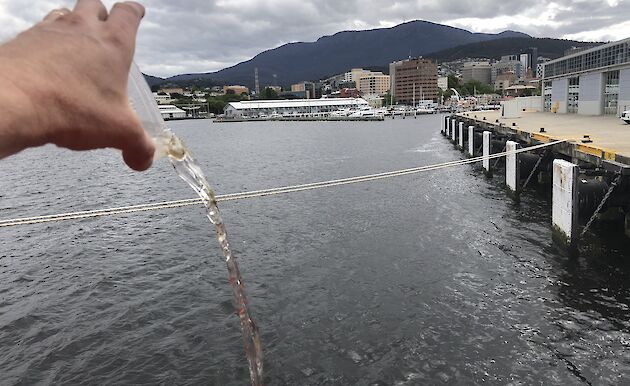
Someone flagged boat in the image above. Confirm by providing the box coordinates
[348,108,383,118]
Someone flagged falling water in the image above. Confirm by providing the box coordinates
[164,134,263,385]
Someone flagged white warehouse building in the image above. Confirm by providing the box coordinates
[224,98,369,118]
[542,37,630,116]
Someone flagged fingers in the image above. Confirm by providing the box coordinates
[73,0,108,21]
[108,2,145,32]
[122,131,155,171]
[118,112,155,171]
[42,8,71,22]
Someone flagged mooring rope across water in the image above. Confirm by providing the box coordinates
[0,140,565,228]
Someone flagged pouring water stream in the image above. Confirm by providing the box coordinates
[127,63,263,385]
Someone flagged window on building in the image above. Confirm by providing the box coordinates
[604,70,620,115]
[543,81,552,112]
[543,41,630,79]
[568,77,579,113]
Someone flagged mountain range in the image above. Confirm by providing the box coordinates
[146,20,592,88]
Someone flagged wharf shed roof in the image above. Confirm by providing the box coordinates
[227,98,369,110]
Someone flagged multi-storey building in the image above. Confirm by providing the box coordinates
[291,82,315,99]
[462,61,492,85]
[357,73,390,96]
[492,59,523,83]
[392,58,438,105]
[344,69,374,84]
[542,37,630,115]
[389,60,405,98]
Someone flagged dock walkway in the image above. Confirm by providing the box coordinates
[458,110,630,165]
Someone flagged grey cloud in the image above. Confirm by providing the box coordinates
[0,0,628,77]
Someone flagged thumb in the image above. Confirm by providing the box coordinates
[122,123,155,171]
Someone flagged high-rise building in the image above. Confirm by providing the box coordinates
[492,59,523,83]
[462,61,492,84]
[357,73,390,96]
[344,69,373,84]
[389,60,404,98]
[392,58,438,105]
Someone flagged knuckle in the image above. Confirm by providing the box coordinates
[57,12,88,28]
[105,29,129,49]
[113,2,142,18]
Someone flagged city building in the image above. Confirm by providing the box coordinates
[344,68,374,84]
[462,61,492,84]
[437,76,448,91]
[542,37,630,115]
[389,60,405,98]
[223,85,249,95]
[492,57,523,83]
[291,82,316,99]
[392,58,438,105]
[357,73,390,96]
[494,72,517,94]
[536,57,550,79]
[338,88,361,98]
[224,98,369,118]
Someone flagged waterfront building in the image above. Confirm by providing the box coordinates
[223,98,369,118]
[223,85,249,95]
[389,60,405,98]
[357,73,390,96]
[158,105,186,120]
[462,61,492,85]
[392,58,438,105]
[542,37,630,115]
[153,92,173,105]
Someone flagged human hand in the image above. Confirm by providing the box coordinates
[0,0,155,171]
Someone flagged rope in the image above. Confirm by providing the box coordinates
[0,140,565,228]
[519,150,547,195]
[580,172,622,238]
[493,145,507,169]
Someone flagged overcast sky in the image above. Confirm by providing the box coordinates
[1,0,628,77]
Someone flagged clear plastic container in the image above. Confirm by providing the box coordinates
[127,62,172,160]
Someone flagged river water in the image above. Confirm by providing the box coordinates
[1,115,629,385]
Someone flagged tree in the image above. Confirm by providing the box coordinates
[383,92,396,106]
[460,80,494,96]
[260,87,279,100]
[447,74,461,90]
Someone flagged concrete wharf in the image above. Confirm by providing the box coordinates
[457,110,630,166]
[442,112,630,252]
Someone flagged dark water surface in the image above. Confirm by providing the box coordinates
[1,116,629,385]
